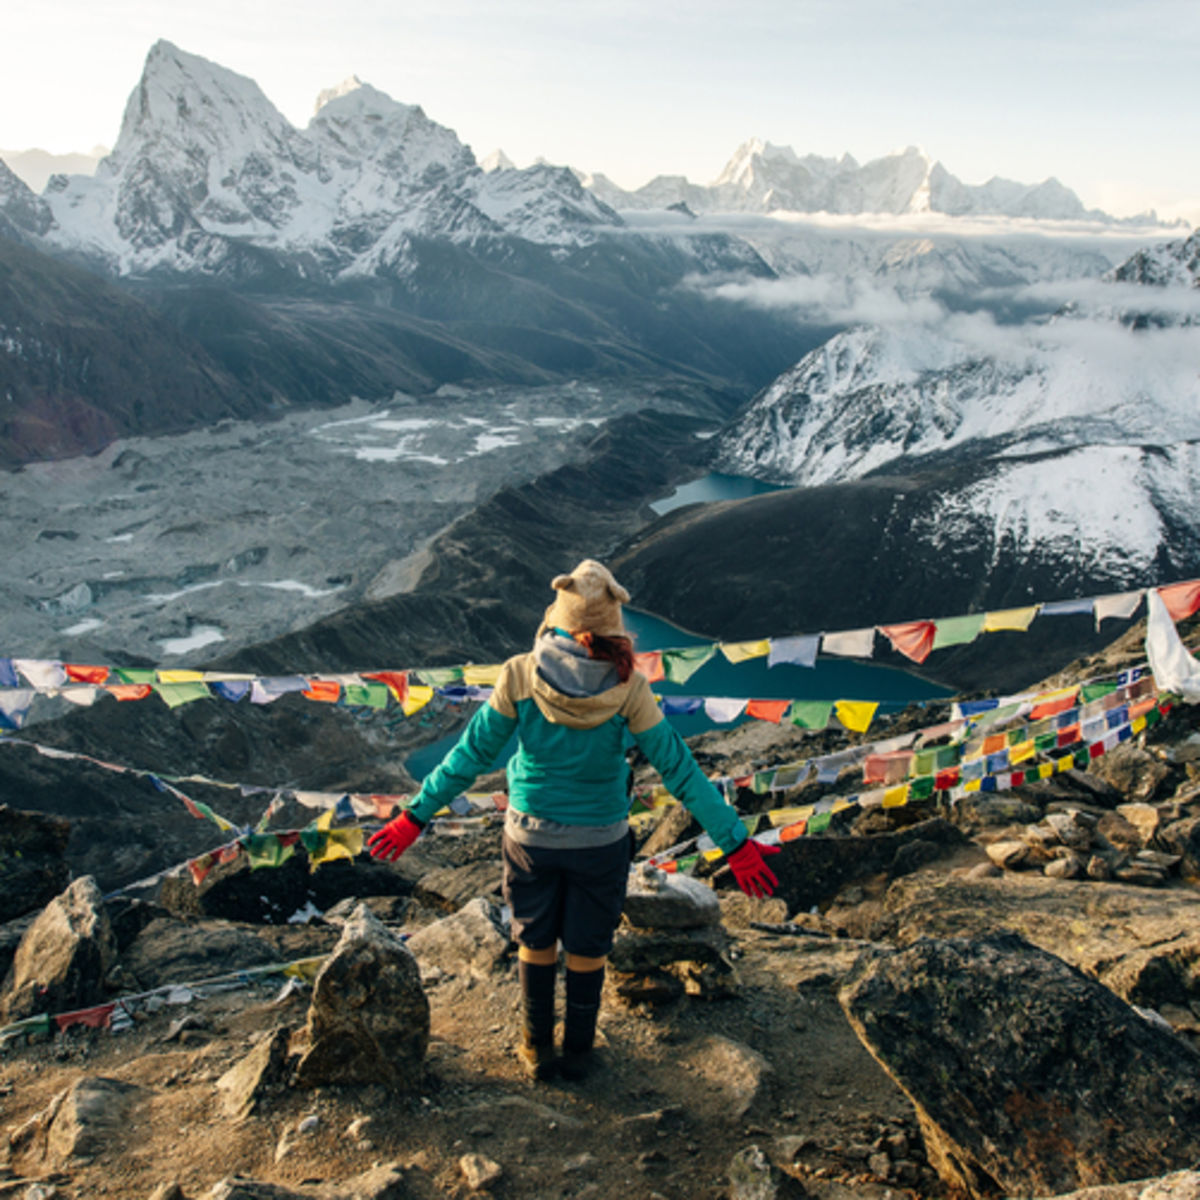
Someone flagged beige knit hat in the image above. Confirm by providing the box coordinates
[541,559,630,638]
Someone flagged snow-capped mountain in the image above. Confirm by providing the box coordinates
[583,140,1150,224]
[711,232,1200,589]
[34,41,621,277]
[1109,228,1200,289]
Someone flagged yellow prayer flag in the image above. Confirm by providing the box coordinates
[158,669,205,683]
[719,640,771,663]
[462,663,503,686]
[650,785,674,807]
[882,785,909,808]
[835,700,879,733]
[402,685,434,716]
[1037,763,1055,779]
[1131,716,1146,735]
[703,847,724,862]
[830,797,856,812]
[963,779,981,792]
[1010,740,1036,764]
[309,828,364,867]
[628,811,659,834]
[282,957,326,982]
[1055,756,1075,773]
[982,606,1039,632]
[315,807,337,832]
[767,806,814,827]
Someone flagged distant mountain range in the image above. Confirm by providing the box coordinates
[575,139,1166,226]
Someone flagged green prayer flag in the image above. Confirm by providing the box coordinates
[1073,748,1091,769]
[153,681,211,709]
[1035,732,1057,753]
[931,612,986,650]
[1081,681,1117,703]
[913,750,937,777]
[807,811,832,834]
[1006,727,1026,747]
[787,700,834,729]
[909,775,935,801]
[661,645,717,684]
[676,855,700,873]
[243,834,295,870]
[343,683,389,709]
[1145,705,1162,728]
[417,667,464,686]
[751,772,773,795]
[116,668,156,685]
[935,746,960,770]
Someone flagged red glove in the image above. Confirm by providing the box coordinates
[367,811,424,861]
[726,839,782,898]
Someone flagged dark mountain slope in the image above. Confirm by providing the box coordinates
[0,235,252,466]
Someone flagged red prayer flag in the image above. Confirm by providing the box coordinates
[633,652,664,683]
[105,684,152,702]
[363,671,409,702]
[1158,579,1200,622]
[879,620,936,664]
[746,699,790,724]
[934,767,960,790]
[65,664,109,684]
[302,679,340,703]
[779,820,808,842]
[55,1004,115,1032]
[1030,691,1079,720]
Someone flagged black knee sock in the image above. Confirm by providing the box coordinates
[519,959,557,1048]
[563,966,604,1054]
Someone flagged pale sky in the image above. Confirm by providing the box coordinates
[2,0,1197,223]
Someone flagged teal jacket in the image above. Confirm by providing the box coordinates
[406,649,748,854]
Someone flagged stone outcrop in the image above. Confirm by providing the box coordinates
[292,904,429,1090]
[404,896,510,981]
[0,876,116,1021]
[44,1076,142,1166]
[839,932,1200,1198]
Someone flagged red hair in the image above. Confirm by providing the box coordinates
[575,631,634,683]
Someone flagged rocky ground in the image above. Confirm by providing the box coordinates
[0,626,1199,1199]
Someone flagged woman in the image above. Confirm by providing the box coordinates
[368,559,780,1081]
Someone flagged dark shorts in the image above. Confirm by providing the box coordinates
[502,831,634,958]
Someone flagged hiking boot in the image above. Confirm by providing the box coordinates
[558,1047,596,1082]
[517,1040,558,1082]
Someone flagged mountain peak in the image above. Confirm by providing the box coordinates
[314,75,365,115]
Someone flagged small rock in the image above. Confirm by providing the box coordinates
[147,1185,187,1200]
[728,1144,806,1200]
[296,1114,319,1135]
[985,840,1030,870]
[624,862,721,929]
[868,1151,891,1178]
[1044,855,1085,880]
[459,1152,502,1191]
[1086,855,1113,881]
[963,862,1002,880]
[562,1152,597,1174]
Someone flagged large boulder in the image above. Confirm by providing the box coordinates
[118,917,284,991]
[1,876,117,1021]
[1157,816,1200,882]
[44,1076,141,1167]
[292,903,429,1089]
[870,871,1200,1018]
[0,807,70,923]
[838,932,1200,1199]
[404,897,510,981]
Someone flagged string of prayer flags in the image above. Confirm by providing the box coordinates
[880,621,936,664]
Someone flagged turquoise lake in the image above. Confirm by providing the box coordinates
[406,472,950,780]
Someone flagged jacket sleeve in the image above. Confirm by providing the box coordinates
[627,680,747,855]
[406,699,517,825]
